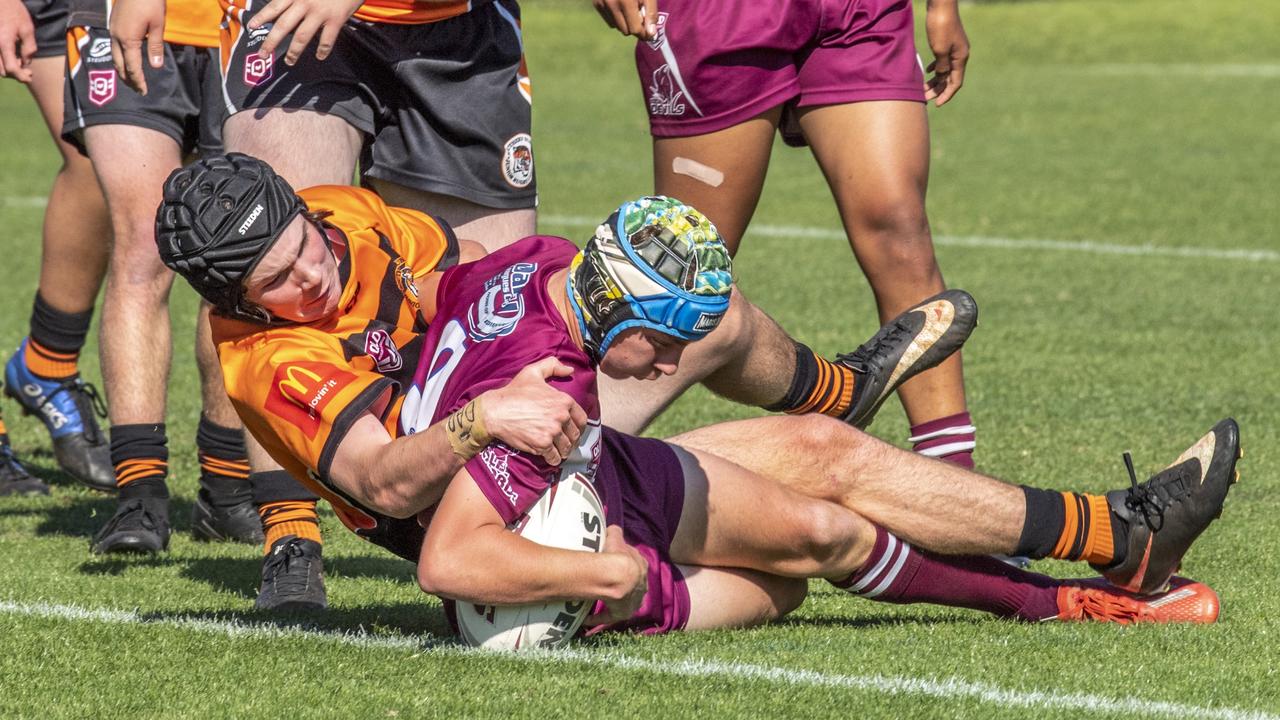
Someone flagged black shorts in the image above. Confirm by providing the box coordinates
[22,0,67,58]
[62,26,225,157]
[220,0,535,209]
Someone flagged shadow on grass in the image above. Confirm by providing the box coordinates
[24,495,198,540]
[135,600,459,648]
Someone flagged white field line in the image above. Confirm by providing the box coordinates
[5,197,1275,264]
[1077,63,1280,78]
[542,214,1280,263]
[2,599,1276,720]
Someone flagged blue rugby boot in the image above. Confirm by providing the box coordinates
[4,339,115,492]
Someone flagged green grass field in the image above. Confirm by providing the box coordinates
[1,0,1278,716]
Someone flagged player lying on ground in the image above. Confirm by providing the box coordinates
[158,156,1240,636]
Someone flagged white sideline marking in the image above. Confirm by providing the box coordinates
[2,599,1276,720]
[4,197,1275,264]
[1078,63,1280,79]
[543,214,1279,263]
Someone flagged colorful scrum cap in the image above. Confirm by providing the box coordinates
[568,196,734,361]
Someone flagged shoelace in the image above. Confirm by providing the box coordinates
[99,500,162,535]
[1068,587,1149,624]
[264,541,314,592]
[0,445,29,476]
[834,317,916,374]
[58,379,109,444]
[1119,452,1196,532]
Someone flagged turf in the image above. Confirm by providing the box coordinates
[1,0,1277,717]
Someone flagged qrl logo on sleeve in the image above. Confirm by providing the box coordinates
[88,70,116,107]
[264,362,357,439]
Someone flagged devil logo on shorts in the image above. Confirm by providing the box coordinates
[88,70,116,107]
[502,133,534,189]
[649,65,686,117]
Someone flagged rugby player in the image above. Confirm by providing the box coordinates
[593,0,980,471]
[61,0,265,553]
[0,0,111,494]
[109,0,538,605]
[159,155,1238,634]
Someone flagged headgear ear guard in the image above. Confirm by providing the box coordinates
[155,152,306,324]
[567,196,734,361]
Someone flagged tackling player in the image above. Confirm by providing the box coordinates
[0,0,112,495]
[159,155,1239,635]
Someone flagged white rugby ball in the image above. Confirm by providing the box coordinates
[455,473,605,651]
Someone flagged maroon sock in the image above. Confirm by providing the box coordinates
[832,526,1064,621]
[909,411,976,469]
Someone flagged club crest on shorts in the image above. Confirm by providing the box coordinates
[244,53,273,87]
[644,12,670,50]
[363,328,404,373]
[88,38,113,62]
[502,133,534,189]
[88,70,116,107]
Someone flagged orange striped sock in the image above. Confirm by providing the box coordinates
[1050,492,1115,566]
[770,347,859,417]
[24,337,78,380]
[0,415,8,437]
[199,453,251,481]
[114,458,169,489]
[261,500,322,554]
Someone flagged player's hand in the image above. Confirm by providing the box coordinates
[248,0,363,66]
[585,525,648,630]
[0,0,37,83]
[110,0,166,95]
[923,0,969,107]
[592,0,658,41]
[481,357,589,466]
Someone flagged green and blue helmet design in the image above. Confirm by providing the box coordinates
[568,196,734,361]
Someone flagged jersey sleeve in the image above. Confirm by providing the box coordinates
[464,443,558,527]
[216,324,395,483]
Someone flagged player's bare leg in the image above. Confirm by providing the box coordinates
[368,181,536,252]
[190,302,262,544]
[667,437,1225,626]
[671,416,1022,556]
[2,56,113,493]
[679,566,807,631]
[223,109,363,187]
[798,101,973,465]
[85,126,183,553]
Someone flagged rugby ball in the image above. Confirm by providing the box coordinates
[455,473,605,651]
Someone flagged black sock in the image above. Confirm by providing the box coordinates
[111,423,169,500]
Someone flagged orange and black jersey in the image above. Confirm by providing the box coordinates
[213,185,457,547]
[219,0,483,27]
[67,0,221,48]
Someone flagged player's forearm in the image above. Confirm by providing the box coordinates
[362,423,465,518]
[420,526,631,605]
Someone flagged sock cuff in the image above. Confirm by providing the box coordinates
[109,423,169,464]
[762,341,818,413]
[29,292,93,354]
[251,470,320,504]
[1014,485,1066,559]
[196,415,247,461]
[908,411,975,442]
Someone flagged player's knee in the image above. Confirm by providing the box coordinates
[859,194,928,239]
[793,501,861,569]
[696,287,751,353]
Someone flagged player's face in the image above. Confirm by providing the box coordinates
[243,215,341,323]
[599,328,688,380]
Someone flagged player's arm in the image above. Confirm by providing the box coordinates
[924,0,969,107]
[0,0,37,83]
[328,358,589,518]
[108,0,167,95]
[418,468,647,608]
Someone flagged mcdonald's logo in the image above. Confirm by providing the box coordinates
[264,362,357,439]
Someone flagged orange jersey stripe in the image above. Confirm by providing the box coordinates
[350,0,473,24]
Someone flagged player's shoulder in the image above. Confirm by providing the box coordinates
[299,185,388,224]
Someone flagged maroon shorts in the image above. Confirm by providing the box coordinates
[587,427,690,636]
[636,0,925,138]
